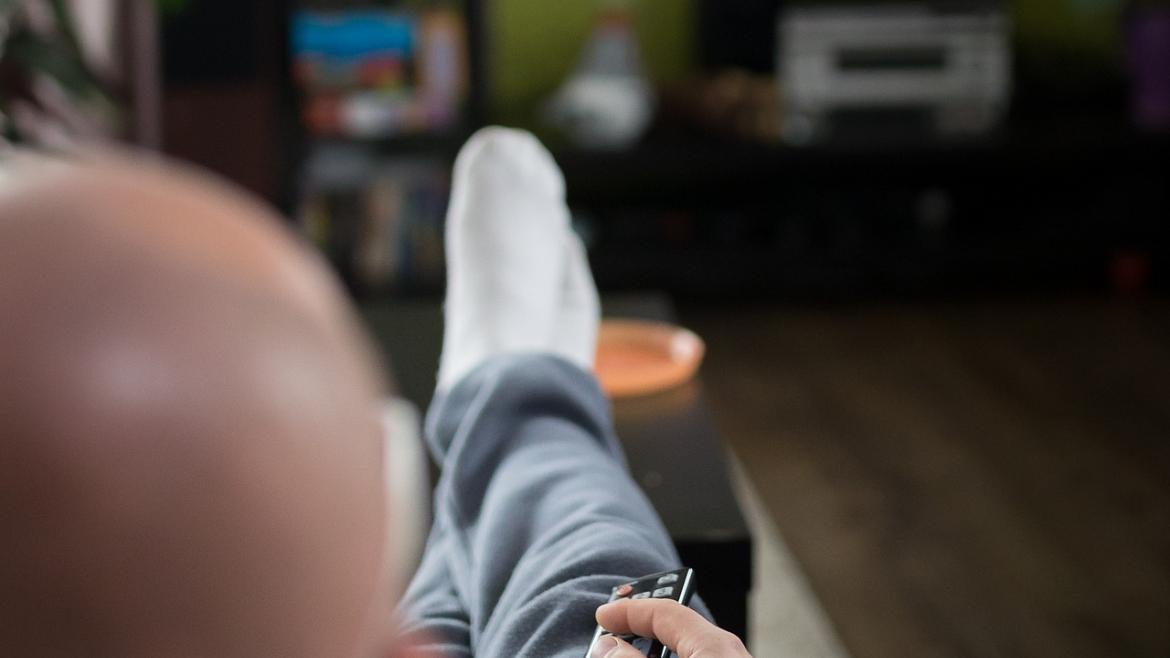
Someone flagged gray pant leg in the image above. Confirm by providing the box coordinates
[397,519,474,657]
[398,354,709,658]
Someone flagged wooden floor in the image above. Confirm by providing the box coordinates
[683,299,1170,658]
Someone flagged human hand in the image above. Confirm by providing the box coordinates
[592,599,753,658]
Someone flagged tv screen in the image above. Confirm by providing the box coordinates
[291,7,469,138]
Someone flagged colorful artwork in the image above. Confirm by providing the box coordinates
[292,8,468,138]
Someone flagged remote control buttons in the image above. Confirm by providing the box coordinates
[656,573,680,585]
[614,584,635,598]
[652,586,674,598]
[631,592,651,600]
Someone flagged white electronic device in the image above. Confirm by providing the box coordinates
[779,4,1011,143]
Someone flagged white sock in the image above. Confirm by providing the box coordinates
[436,127,599,391]
[554,230,600,370]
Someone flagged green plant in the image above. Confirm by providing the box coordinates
[156,0,191,17]
[0,0,114,147]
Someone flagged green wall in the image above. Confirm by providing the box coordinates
[1013,0,1122,56]
[487,0,696,126]
[1012,0,1124,83]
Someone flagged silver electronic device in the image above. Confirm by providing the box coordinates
[779,4,1011,143]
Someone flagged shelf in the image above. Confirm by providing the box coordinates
[553,125,1170,208]
[294,120,1169,299]
[308,129,472,152]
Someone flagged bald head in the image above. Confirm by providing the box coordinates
[0,155,390,657]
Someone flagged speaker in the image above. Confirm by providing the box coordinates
[162,2,266,83]
[699,0,785,72]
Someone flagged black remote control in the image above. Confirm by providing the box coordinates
[586,568,696,658]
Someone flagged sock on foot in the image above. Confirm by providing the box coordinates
[436,127,598,391]
[553,230,600,370]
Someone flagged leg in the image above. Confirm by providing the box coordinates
[396,514,473,657]
[401,354,708,657]
[397,128,708,657]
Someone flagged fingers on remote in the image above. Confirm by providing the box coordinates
[591,568,695,658]
[608,568,692,605]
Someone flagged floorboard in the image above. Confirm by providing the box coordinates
[683,299,1170,658]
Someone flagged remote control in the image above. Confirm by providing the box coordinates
[586,568,696,658]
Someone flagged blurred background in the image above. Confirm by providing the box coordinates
[3,1,1167,657]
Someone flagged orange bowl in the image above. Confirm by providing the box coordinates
[594,319,706,398]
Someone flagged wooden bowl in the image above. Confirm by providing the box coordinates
[594,319,706,398]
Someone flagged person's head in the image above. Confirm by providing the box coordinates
[0,153,404,657]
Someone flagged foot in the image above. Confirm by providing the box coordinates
[436,128,599,392]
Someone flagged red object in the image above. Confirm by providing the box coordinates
[1110,251,1151,296]
[357,57,405,88]
[304,95,342,135]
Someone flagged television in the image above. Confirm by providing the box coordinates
[290,5,470,139]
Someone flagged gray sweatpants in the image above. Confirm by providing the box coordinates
[397,354,710,657]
